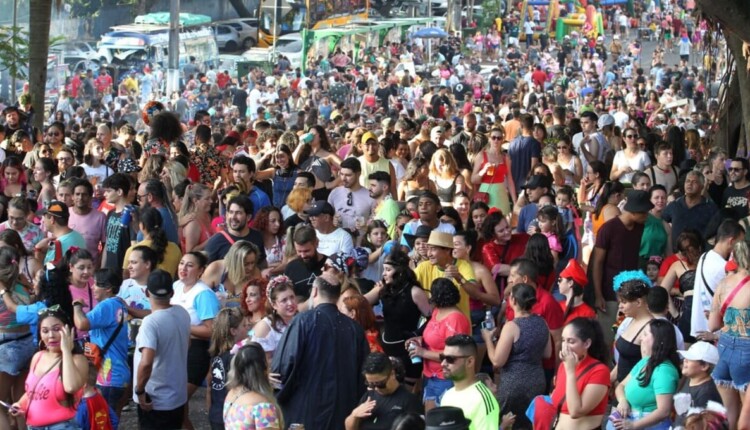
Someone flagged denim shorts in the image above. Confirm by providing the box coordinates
[471,309,486,344]
[605,410,671,430]
[28,419,80,430]
[713,334,750,391]
[0,331,36,376]
[422,376,453,405]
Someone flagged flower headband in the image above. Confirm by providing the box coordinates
[613,270,653,292]
[266,275,292,298]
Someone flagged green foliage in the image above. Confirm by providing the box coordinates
[0,25,29,80]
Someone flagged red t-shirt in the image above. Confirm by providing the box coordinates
[531,70,547,88]
[422,309,471,378]
[481,234,529,270]
[551,355,610,416]
[506,286,565,331]
[558,299,597,324]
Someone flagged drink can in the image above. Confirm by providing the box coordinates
[408,342,422,364]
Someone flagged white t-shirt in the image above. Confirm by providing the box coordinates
[691,250,726,336]
[316,228,354,256]
[612,150,651,184]
[118,278,150,311]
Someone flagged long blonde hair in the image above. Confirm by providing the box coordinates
[179,183,210,219]
[429,148,459,179]
[225,241,259,287]
[227,343,284,428]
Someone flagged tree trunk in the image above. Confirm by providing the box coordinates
[696,0,750,44]
[724,32,750,155]
[227,0,254,17]
[28,0,53,131]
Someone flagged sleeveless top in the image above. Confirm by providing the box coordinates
[272,167,298,208]
[639,214,668,259]
[301,155,332,183]
[723,308,750,337]
[216,271,242,309]
[677,260,696,295]
[615,321,649,382]
[381,285,421,343]
[360,157,391,186]
[250,317,286,354]
[480,152,507,184]
[25,357,79,426]
[592,203,616,236]
[171,280,214,326]
[559,156,577,186]
[434,175,459,205]
[504,315,549,371]
[403,182,427,200]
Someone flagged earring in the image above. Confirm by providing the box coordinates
[38,339,44,350]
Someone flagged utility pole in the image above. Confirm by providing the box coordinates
[166,0,180,96]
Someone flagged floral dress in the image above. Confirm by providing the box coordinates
[223,401,280,429]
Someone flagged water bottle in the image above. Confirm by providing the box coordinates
[408,342,422,364]
[481,310,495,331]
[120,205,134,228]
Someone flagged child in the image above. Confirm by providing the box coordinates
[645,256,663,285]
[361,220,390,283]
[76,364,119,430]
[647,286,685,350]
[537,205,564,265]
[555,185,576,234]
[208,308,249,430]
[674,342,724,428]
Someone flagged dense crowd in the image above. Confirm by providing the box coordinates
[0,1,745,430]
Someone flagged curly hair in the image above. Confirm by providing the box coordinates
[149,111,183,143]
[481,210,507,243]
[251,206,285,239]
[285,187,312,214]
[240,278,267,317]
[430,278,460,308]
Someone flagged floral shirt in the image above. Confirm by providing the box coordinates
[193,144,227,187]
[223,401,280,429]
[0,221,43,254]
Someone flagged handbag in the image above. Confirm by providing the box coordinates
[84,309,125,369]
[473,191,490,204]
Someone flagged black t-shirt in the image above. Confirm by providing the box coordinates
[500,77,517,97]
[209,351,232,424]
[285,254,327,300]
[104,210,137,273]
[674,379,723,426]
[721,184,750,218]
[356,79,368,92]
[375,87,391,110]
[203,228,267,264]
[357,385,423,430]
[453,82,470,100]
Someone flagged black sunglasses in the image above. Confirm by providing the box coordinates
[439,354,470,364]
[365,379,388,389]
[347,192,353,206]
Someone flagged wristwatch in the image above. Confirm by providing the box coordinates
[73,302,84,308]
[135,388,146,396]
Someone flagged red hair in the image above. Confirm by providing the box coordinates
[240,278,267,317]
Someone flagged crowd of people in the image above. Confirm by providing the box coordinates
[0,0,746,429]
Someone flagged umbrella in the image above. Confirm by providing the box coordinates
[413,27,449,39]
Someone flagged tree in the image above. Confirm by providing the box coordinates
[28,0,60,130]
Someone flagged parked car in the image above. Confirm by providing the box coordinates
[50,41,100,61]
[216,18,259,50]
[215,24,242,52]
[242,33,302,70]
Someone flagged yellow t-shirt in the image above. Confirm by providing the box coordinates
[415,258,475,318]
[122,239,183,278]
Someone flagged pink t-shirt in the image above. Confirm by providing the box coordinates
[69,280,97,339]
[68,210,107,264]
[422,309,471,378]
[543,231,563,253]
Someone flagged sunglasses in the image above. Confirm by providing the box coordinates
[625,134,637,138]
[490,136,503,140]
[729,167,744,172]
[39,303,62,315]
[347,192,353,206]
[47,132,61,137]
[365,379,389,389]
[439,354,470,364]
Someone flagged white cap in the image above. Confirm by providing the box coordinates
[597,114,615,129]
[678,341,719,365]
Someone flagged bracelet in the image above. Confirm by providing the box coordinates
[135,388,146,396]
[73,303,83,308]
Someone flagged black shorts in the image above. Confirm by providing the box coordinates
[187,339,211,386]
[681,54,689,61]
[138,404,185,430]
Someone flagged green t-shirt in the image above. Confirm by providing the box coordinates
[624,357,679,413]
[442,381,500,430]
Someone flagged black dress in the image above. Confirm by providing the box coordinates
[381,284,423,379]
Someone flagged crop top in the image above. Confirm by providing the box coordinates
[550,355,610,416]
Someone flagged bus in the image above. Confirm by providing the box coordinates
[97,24,219,72]
[257,0,368,47]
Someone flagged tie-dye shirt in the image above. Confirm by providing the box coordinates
[223,401,280,429]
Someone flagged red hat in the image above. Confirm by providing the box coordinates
[226,131,241,141]
[242,129,258,140]
[559,259,587,286]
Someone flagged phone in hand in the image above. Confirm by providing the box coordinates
[0,400,11,409]
[608,410,622,422]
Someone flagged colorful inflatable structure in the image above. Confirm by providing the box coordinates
[554,1,603,42]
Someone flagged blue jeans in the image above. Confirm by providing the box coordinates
[422,376,453,405]
[28,419,80,430]
[714,333,750,391]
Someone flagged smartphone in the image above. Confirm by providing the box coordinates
[608,410,622,422]
[0,400,11,409]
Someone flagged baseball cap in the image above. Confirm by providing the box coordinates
[305,201,335,217]
[44,200,69,218]
[361,131,378,145]
[524,175,552,190]
[678,341,719,365]
[598,114,615,128]
[147,269,174,298]
[624,190,655,213]
[559,259,587,286]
